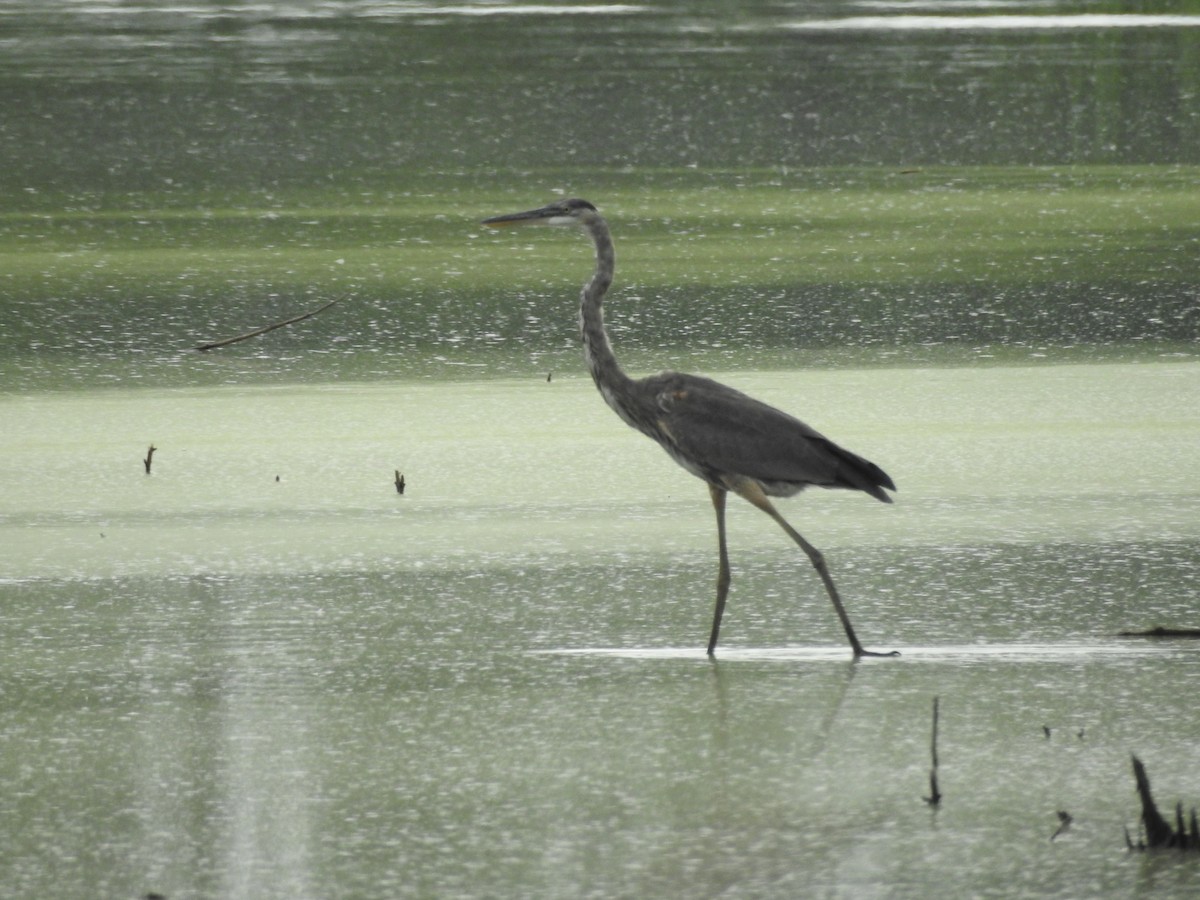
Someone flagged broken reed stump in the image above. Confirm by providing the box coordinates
[394,471,406,495]
[923,696,942,807]
[143,444,156,474]
[195,296,341,351]
[1126,755,1200,851]
[1051,811,1073,842]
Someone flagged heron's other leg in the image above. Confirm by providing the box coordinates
[732,482,897,659]
[706,484,731,657]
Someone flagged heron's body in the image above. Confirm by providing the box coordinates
[602,369,893,502]
[484,198,896,657]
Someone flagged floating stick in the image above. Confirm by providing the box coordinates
[1118,626,1200,638]
[195,297,342,351]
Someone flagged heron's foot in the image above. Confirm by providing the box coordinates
[855,648,901,658]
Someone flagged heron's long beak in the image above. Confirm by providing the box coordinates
[481,204,559,227]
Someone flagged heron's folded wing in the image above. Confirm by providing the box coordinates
[655,377,894,499]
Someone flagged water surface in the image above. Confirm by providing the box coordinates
[2,2,1199,897]
[3,365,1199,897]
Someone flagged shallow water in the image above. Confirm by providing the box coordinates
[3,1,1200,897]
[2,365,1199,897]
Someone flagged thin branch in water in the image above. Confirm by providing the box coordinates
[195,297,342,351]
[143,444,156,475]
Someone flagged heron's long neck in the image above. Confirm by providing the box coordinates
[579,218,635,405]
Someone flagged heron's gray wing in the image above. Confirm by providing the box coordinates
[651,374,894,501]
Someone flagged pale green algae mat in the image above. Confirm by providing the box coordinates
[2,363,1199,897]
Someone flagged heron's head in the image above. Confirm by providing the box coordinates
[482,198,599,229]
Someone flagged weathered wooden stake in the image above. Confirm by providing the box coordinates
[923,695,942,807]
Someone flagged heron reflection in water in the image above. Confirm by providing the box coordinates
[483,199,897,658]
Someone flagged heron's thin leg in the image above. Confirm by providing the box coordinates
[734,483,897,659]
[707,484,731,657]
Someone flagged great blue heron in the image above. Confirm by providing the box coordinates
[483,198,897,658]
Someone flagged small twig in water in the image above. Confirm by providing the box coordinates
[1051,810,1073,841]
[143,444,156,474]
